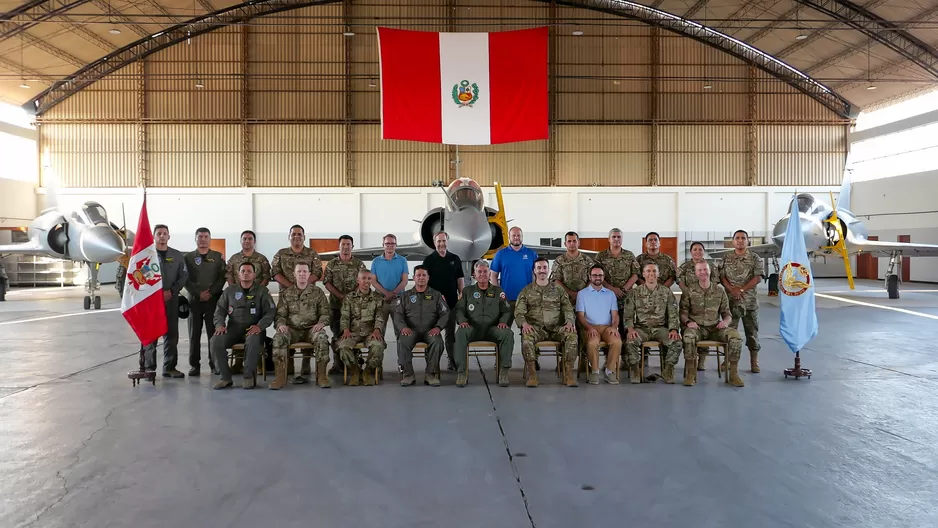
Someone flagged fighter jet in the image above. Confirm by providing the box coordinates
[0,200,130,309]
[709,171,938,299]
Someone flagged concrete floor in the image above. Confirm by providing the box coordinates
[2,279,938,528]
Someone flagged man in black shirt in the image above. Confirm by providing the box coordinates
[421,231,464,370]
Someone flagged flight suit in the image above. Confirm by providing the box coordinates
[453,283,514,385]
[226,251,271,286]
[323,256,366,372]
[622,284,682,383]
[337,288,387,386]
[637,252,677,286]
[183,249,226,374]
[271,246,323,283]
[392,286,450,386]
[211,282,276,388]
[679,281,743,387]
[271,284,331,389]
[143,247,188,375]
[514,282,578,387]
[720,250,764,372]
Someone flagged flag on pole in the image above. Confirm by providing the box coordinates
[121,196,167,346]
[779,196,819,353]
[376,26,548,145]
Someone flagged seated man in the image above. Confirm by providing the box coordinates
[337,270,387,386]
[270,262,331,389]
[575,264,622,385]
[514,257,578,388]
[680,261,744,387]
[392,265,450,387]
[454,260,514,387]
[623,262,682,384]
[211,262,276,389]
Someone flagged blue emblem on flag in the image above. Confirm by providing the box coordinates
[779,195,818,353]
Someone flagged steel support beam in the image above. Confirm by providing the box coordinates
[747,63,757,186]
[240,23,251,187]
[775,0,892,61]
[547,0,558,186]
[136,60,148,187]
[17,32,85,68]
[0,56,54,84]
[650,26,658,186]
[683,0,708,20]
[89,0,150,37]
[0,0,94,42]
[343,0,353,187]
[746,5,803,43]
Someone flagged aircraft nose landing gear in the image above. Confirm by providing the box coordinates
[885,251,901,299]
[83,262,103,310]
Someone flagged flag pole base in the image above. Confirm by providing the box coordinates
[128,344,156,386]
[783,350,812,380]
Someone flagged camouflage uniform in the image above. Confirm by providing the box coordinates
[679,280,743,386]
[392,287,450,386]
[593,248,640,309]
[720,250,764,372]
[211,282,276,389]
[323,256,366,371]
[622,284,682,383]
[453,283,514,386]
[337,288,387,386]
[549,252,593,294]
[637,252,677,285]
[271,284,331,388]
[272,247,323,284]
[226,251,271,286]
[514,282,578,387]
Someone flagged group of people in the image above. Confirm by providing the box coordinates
[139,223,765,390]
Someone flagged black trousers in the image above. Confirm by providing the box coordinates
[188,297,218,369]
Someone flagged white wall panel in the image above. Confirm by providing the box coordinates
[0,178,37,228]
[253,192,359,255]
[681,192,766,232]
[361,192,425,248]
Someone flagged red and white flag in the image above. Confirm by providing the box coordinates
[121,197,167,346]
[377,26,548,145]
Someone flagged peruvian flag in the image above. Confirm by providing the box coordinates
[121,197,167,346]
[377,26,548,145]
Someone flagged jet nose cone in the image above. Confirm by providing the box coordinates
[80,226,126,263]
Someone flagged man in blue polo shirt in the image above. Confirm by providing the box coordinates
[371,233,409,338]
[489,227,537,325]
[575,264,622,385]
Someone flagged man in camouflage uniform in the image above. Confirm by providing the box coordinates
[454,260,514,387]
[515,257,578,388]
[183,227,226,376]
[211,262,277,390]
[272,224,323,287]
[337,270,387,386]
[623,262,682,384]
[226,230,271,287]
[677,241,721,371]
[593,227,640,310]
[637,231,676,287]
[323,234,366,374]
[720,230,764,373]
[270,262,331,389]
[681,261,744,387]
[392,265,450,387]
[550,231,593,302]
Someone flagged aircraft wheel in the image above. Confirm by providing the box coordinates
[887,275,900,299]
[83,295,91,310]
[93,295,102,310]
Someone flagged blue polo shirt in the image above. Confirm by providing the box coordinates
[575,285,618,326]
[490,244,538,301]
[371,253,408,294]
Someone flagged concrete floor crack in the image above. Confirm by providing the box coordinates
[475,357,537,528]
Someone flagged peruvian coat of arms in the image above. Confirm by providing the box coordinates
[452,80,480,107]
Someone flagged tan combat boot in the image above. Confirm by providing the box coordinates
[662,364,675,384]
[683,358,697,386]
[268,355,287,390]
[348,363,361,386]
[564,361,578,387]
[630,364,641,384]
[317,360,331,388]
[728,360,745,387]
[750,350,760,373]
[525,361,538,387]
[697,351,707,371]
[456,372,468,387]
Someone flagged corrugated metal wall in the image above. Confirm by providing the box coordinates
[37,0,849,188]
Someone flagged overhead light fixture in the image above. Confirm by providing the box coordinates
[795,33,808,40]
[109,28,121,35]
[343,31,355,36]
[867,84,876,90]
[703,82,712,90]
[20,82,30,89]
[195,80,204,89]
[368,79,376,88]
[572,30,583,36]
[612,80,620,85]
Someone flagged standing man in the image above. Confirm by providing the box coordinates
[270,262,331,389]
[637,232,676,287]
[226,230,271,287]
[593,228,640,309]
[720,229,764,373]
[143,224,188,378]
[272,224,323,288]
[549,231,593,303]
[454,260,514,387]
[392,265,449,387]
[515,258,578,388]
[622,262,682,384]
[371,234,409,338]
[682,261,744,387]
[421,231,464,371]
[0,257,7,301]
[184,227,226,376]
[489,226,538,326]
[337,270,387,386]
[323,235,366,373]
[575,264,622,385]
[211,262,277,390]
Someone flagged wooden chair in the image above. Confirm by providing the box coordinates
[228,343,267,383]
[523,341,565,384]
[468,341,501,378]
[639,341,665,382]
[343,342,381,385]
[697,340,728,384]
[402,342,429,380]
[577,341,618,382]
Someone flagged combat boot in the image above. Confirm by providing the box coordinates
[564,362,578,387]
[629,364,641,384]
[525,361,538,387]
[683,358,697,386]
[662,364,675,384]
[498,368,509,387]
[750,350,760,373]
[728,360,745,387]
[697,351,707,371]
[456,372,468,387]
[348,363,361,386]
[242,376,255,389]
[268,355,287,390]
[316,360,331,388]
[425,372,441,387]
[362,366,375,386]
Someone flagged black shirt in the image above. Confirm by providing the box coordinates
[422,251,464,308]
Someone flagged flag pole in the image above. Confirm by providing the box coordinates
[128,184,157,386]
[784,350,811,380]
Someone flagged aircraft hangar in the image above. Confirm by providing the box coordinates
[1,1,938,527]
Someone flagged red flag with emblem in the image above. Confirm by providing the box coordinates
[120,197,167,345]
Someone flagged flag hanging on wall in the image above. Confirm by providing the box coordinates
[377,26,549,145]
[121,196,167,346]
